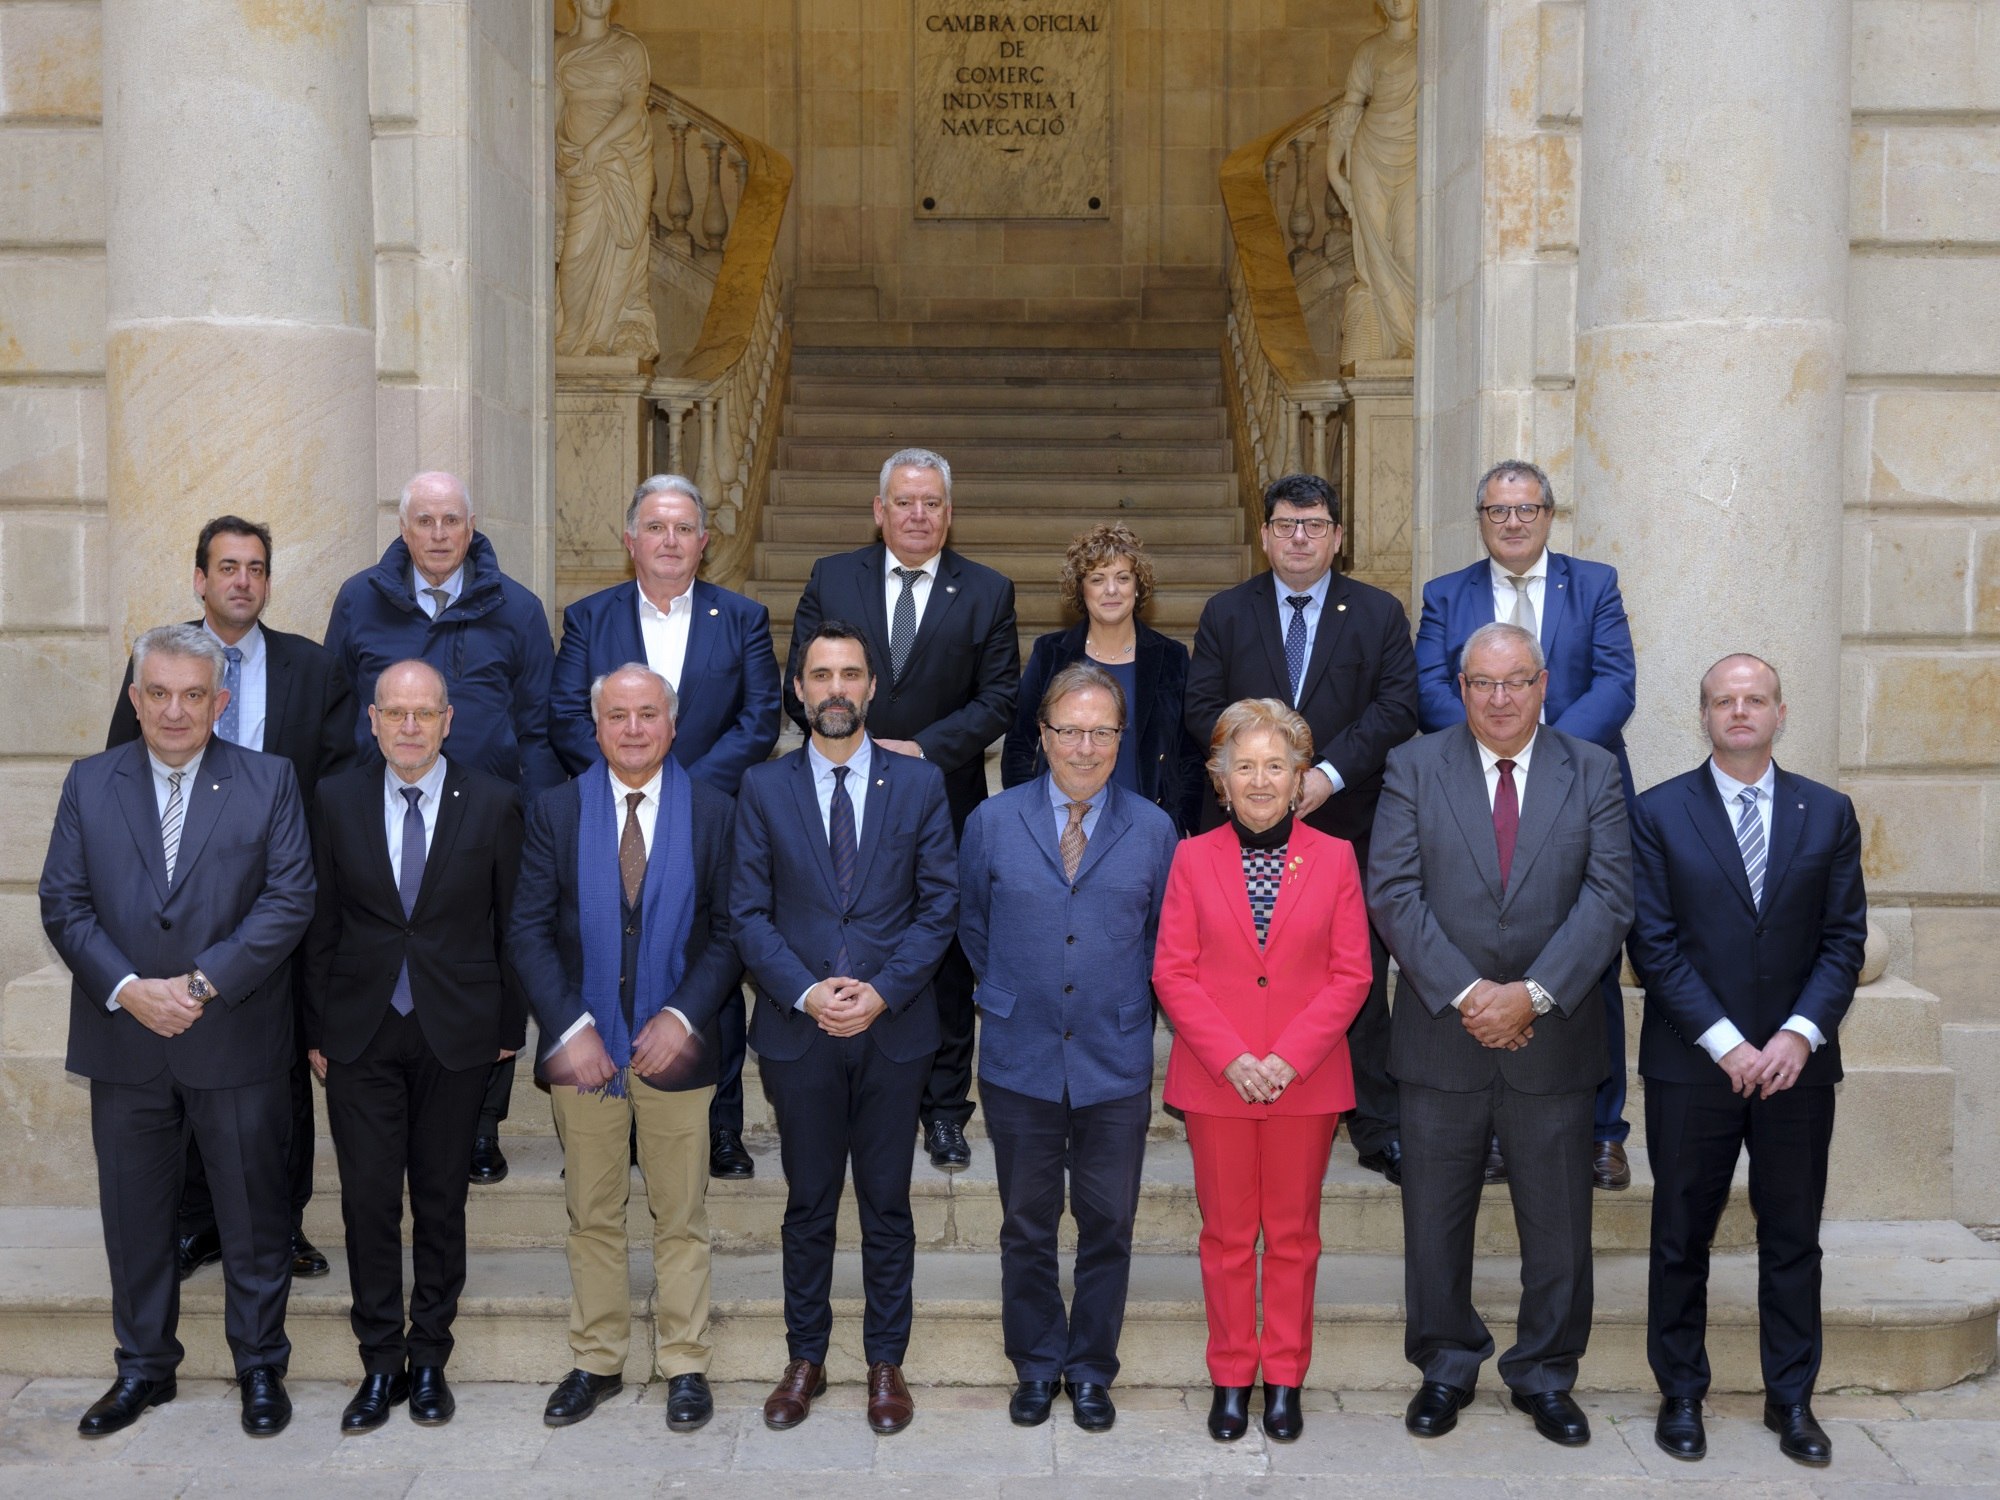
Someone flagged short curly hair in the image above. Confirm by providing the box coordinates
[1058,522,1155,616]
[1206,698,1316,798]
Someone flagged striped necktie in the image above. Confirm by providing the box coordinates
[1060,800,1089,882]
[161,770,186,885]
[1735,786,1766,907]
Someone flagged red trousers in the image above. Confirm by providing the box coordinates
[1184,1110,1338,1385]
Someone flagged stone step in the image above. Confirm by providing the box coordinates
[788,377,1225,411]
[778,439,1234,476]
[751,542,1252,588]
[767,473,1238,508]
[784,409,1228,442]
[3,1209,1993,1391]
[789,324,1224,356]
[761,507,1246,547]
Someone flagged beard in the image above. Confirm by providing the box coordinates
[808,696,866,740]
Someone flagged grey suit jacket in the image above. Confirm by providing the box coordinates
[1366,723,1633,1095]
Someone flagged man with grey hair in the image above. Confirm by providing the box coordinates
[325,469,561,1185]
[508,663,741,1435]
[42,623,316,1438]
[784,446,1019,1171]
[549,473,780,1178]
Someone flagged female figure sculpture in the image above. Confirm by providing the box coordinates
[1327,0,1418,362]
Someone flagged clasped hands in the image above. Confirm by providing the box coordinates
[1222,1052,1300,1105]
[1460,979,1536,1051]
[120,975,206,1038]
[1717,1029,1809,1100]
[804,977,888,1037]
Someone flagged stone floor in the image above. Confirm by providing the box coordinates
[6,1371,2000,1498]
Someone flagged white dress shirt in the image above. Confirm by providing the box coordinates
[208,621,266,752]
[796,736,875,1008]
[413,566,465,618]
[1695,758,1825,1062]
[383,755,447,878]
[108,744,211,1011]
[1269,570,1345,794]
[1487,548,1549,643]
[636,583,695,692]
[883,550,941,638]
[1450,732,1538,1011]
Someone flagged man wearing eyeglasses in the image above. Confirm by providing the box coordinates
[1186,471,1420,1186]
[1413,460,1638,1192]
[957,663,1179,1433]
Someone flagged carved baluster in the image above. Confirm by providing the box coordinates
[1287,136,1314,262]
[700,137,730,253]
[694,396,723,508]
[1309,405,1330,482]
[665,119,696,256]
[1264,155,1282,223]
[662,400,690,474]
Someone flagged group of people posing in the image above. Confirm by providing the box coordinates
[41,448,1864,1473]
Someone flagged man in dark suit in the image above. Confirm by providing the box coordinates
[108,515,355,1283]
[43,624,316,1438]
[1186,472,1419,1182]
[783,448,1017,1171]
[509,664,740,1436]
[1628,655,1865,1468]
[739,622,958,1435]
[301,660,526,1433]
[958,662,1179,1433]
[1416,460,1639,1188]
[1367,621,1632,1447]
[550,474,780,1181]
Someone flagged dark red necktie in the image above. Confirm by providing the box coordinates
[1493,758,1519,888]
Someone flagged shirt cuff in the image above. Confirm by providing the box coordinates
[1782,1015,1826,1052]
[1315,759,1345,795]
[556,1015,594,1047]
[1450,979,1477,1011]
[1696,1017,1749,1063]
[107,973,137,1013]
[794,984,816,1012]
[662,1007,691,1032]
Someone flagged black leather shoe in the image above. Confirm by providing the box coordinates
[665,1373,712,1432]
[543,1368,623,1427]
[1483,1136,1509,1185]
[1356,1140,1402,1185]
[408,1364,454,1425]
[340,1371,409,1433]
[1009,1378,1057,1426]
[239,1365,292,1437]
[1066,1379,1115,1432]
[1655,1395,1705,1460]
[468,1135,508,1185]
[924,1119,971,1171]
[1262,1383,1303,1442]
[1404,1381,1474,1438]
[78,1375,175,1437]
[1512,1389,1590,1446]
[1207,1384,1252,1442]
[1764,1399,1832,1466]
[709,1130,754,1180]
[175,1228,222,1281]
[290,1230,330,1279]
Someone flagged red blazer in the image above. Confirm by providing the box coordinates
[1153,823,1372,1118]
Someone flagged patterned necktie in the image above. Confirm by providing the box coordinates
[1493,758,1519,888]
[1506,574,1538,640]
[423,586,450,620]
[390,785,425,1015]
[1284,594,1312,702]
[1060,800,1089,881]
[217,646,243,744]
[619,791,647,906]
[161,769,186,885]
[829,765,857,973]
[889,567,922,680]
[1735,786,1766,907]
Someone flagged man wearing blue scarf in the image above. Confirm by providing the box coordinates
[508,664,740,1435]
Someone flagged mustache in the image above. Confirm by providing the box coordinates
[808,696,866,737]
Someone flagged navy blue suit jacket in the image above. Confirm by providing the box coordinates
[733,741,959,1065]
[1415,551,1637,793]
[957,777,1178,1108]
[550,578,781,795]
[1628,761,1866,1088]
[40,737,315,1089]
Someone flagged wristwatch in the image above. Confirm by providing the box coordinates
[185,970,217,1006]
[1524,979,1555,1016]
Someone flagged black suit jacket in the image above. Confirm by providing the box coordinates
[301,760,527,1072]
[783,543,1019,830]
[507,769,741,1089]
[109,621,357,805]
[1629,761,1866,1088]
[1184,570,1419,847]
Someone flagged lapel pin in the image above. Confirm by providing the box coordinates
[708,607,719,616]
[211,784,220,791]
[946,584,958,595]
[453,789,460,798]
[1337,603,1347,612]
[876,778,886,788]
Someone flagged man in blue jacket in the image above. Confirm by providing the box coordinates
[958,662,1178,1434]
[1413,459,1638,1188]
[324,469,560,1184]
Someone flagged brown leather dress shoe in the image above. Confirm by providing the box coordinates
[1593,1140,1631,1191]
[762,1358,825,1430]
[867,1361,914,1435]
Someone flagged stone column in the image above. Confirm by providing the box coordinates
[101,0,377,650]
[1573,0,1851,784]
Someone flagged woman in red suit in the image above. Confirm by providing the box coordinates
[1154,698,1373,1443]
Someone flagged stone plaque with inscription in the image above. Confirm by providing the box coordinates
[913,3,1110,219]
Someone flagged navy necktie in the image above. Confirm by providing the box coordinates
[830,765,857,974]
[390,785,425,1015]
[890,567,922,680]
[1735,786,1767,908]
[1284,594,1312,701]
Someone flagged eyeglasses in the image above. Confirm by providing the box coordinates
[1267,517,1335,539]
[1461,675,1543,697]
[381,708,445,725]
[1042,724,1122,748]
[1477,503,1550,523]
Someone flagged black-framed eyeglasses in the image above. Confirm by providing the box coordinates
[1042,724,1122,748]
[1267,517,1335,539]
[1477,503,1551,523]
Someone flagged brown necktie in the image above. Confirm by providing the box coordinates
[1061,800,1089,882]
[619,791,647,905]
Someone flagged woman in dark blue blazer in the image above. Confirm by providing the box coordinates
[1001,522,1206,834]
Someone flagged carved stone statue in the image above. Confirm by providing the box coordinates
[555,0,659,359]
[1327,0,1418,363]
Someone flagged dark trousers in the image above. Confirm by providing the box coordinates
[1647,1078,1835,1404]
[921,939,977,1130]
[709,984,748,1137]
[91,1070,294,1380]
[1344,920,1398,1156]
[762,1031,932,1365]
[325,1007,488,1376]
[1400,1078,1595,1395]
[477,1054,514,1136]
[177,1032,313,1241]
[1592,957,1631,1143]
[983,1080,1151,1385]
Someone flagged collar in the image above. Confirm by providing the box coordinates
[412,565,465,604]
[1709,757,1777,804]
[203,620,265,664]
[808,734,874,785]
[1047,773,1109,816]
[1488,548,1549,587]
[385,754,449,805]
[1271,569,1332,608]
[607,761,664,806]
[636,582,696,621]
[147,741,208,785]
[1474,728,1538,778]
[884,550,941,583]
